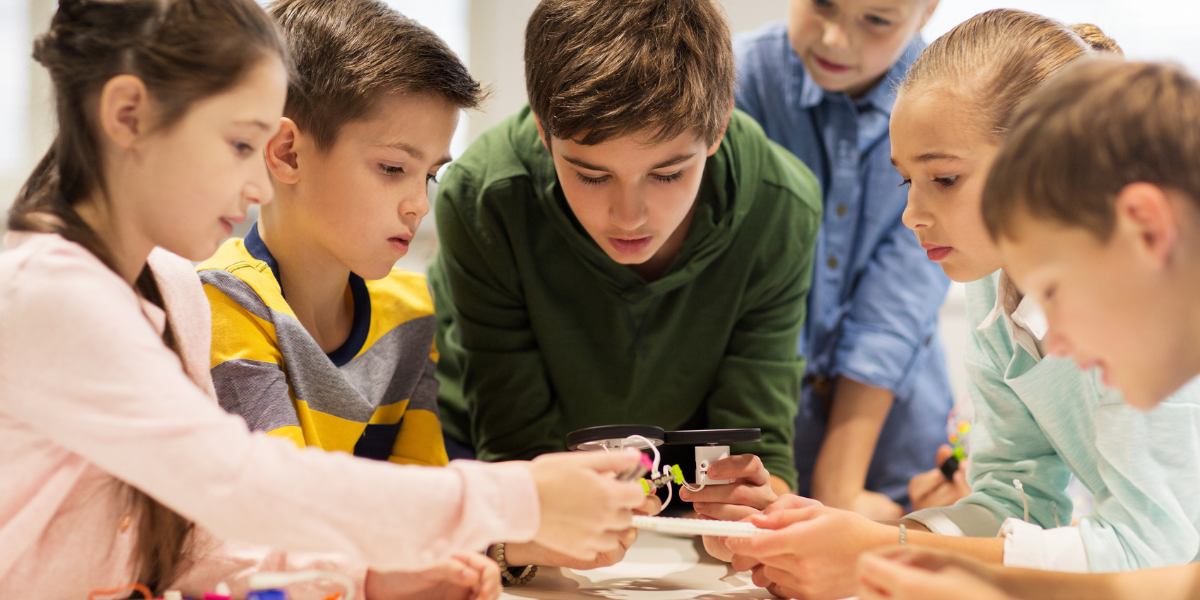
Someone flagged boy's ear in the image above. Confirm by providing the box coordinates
[97,74,150,149]
[1116,182,1178,269]
[265,117,302,185]
[533,115,550,152]
[706,101,736,157]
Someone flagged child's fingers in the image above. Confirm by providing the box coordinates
[723,520,808,558]
[634,494,663,516]
[761,494,822,514]
[935,444,955,465]
[692,502,759,522]
[618,526,638,549]
[857,551,912,594]
[907,468,944,503]
[706,454,771,485]
[729,551,761,572]
[472,556,501,600]
[750,504,823,529]
[442,556,477,587]
[564,448,643,476]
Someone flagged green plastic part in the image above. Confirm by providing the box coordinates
[670,464,685,485]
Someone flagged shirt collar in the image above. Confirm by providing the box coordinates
[244,222,282,286]
[793,36,926,114]
[977,270,1048,361]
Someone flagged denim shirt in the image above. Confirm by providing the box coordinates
[735,23,952,504]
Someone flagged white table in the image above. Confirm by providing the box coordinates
[501,531,856,600]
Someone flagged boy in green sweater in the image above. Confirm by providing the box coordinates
[431,0,820,538]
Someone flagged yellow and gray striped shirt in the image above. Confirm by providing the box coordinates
[198,224,447,466]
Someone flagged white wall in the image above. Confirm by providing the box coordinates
[465,0,789,142]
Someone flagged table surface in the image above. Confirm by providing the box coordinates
[500,531,856,600]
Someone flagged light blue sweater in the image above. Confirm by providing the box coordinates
[910,272,1200,572]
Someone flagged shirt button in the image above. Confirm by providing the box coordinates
[827,257,839,269]
[836,204,848,217]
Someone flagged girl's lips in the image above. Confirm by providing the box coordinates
[812,54,851,74]
[921,244,950,261]
[609,236,652,255]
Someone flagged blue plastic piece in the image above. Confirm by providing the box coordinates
[246,590,288,600]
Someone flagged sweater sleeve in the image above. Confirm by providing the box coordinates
[0,242,539,573]
[431,167,566,461]
[704,184,817,490]
[951,333,1074,533]
[1075,386,1200,572]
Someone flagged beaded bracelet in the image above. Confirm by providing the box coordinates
[488,543,538,586]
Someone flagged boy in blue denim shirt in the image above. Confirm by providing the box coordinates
[733,0,950,516]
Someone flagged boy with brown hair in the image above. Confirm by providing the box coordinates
[200,0,477,465]
[431,0,822,570]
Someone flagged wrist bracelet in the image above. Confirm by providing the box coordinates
[488,543,538,586]
[899,523,907,546]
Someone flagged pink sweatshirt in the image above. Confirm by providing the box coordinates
[0,232,540,598]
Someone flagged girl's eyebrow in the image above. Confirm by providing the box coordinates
[234,119,272,131]
[913,152,963,163]
[889,151,964,168]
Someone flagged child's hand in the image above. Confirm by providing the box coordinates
[683,454,778,522]
[503,494,661,571]
[365,552,500,600]
[908,445,971,511]
[851,489,905,520]
[701,494,821,562]
[857,548,1011,600]
[721,499,897,600]
[525,449,647,562]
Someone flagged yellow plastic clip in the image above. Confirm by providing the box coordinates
[640,478,652,495]
[670,464,685,485]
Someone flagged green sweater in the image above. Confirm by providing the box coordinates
[431,107,821,487]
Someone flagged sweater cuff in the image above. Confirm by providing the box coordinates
[1000,518,1090,572]
[448,459,541,544]
[906,502,1002,538]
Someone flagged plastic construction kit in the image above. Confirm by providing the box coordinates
[566,425,761,511]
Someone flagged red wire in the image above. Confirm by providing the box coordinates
[89,582,155,600]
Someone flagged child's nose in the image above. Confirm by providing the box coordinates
[901,192,930,231]
[823,22,850,50]
[610,193,648,231]
[401,179,432,219]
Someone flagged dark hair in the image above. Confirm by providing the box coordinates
[268,0,485,151]
[524,0,735,146]
[8,0,287,592]
[983,60,1200,241]
[900,9,1121,141]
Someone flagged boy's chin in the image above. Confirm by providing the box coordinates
[352,261,397,281]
